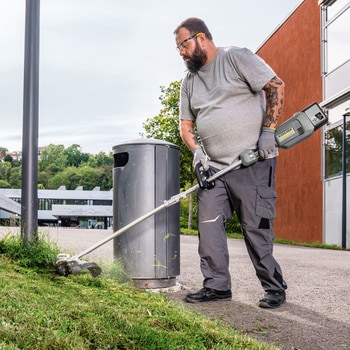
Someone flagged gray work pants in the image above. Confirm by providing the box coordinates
[197,158,286,292]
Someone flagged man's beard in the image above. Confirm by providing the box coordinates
[184,43,207,73]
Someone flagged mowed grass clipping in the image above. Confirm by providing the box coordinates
[0,235,277,350]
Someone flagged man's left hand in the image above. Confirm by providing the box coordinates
[258,127,278,158]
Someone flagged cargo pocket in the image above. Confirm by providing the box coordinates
[255,187,276,219]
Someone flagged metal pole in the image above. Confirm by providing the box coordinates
[21,0,40,244]
[342,108,349,249]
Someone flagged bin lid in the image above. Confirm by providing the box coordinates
[112,138,179,152]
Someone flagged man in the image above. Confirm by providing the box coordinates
[174,18,287,308]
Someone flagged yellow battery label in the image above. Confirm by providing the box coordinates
[277,126,296,141]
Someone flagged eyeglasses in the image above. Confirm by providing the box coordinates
[176,33,201,52]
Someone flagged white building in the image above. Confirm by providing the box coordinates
[0,187,112,229]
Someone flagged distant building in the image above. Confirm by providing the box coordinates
[0,187,112,229]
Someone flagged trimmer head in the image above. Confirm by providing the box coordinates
[55,254,102,277]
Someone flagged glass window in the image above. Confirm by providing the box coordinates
[327,6,350,72]
[327,99,350,123]
[328,0,349,18]
[325,119,350,178]
[38,198,52,210]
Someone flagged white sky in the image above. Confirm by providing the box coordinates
[0,0,302,154]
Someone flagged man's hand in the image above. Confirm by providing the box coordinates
[258,128,278,158]
[193,148,209,170]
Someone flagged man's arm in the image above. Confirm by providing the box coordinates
[179,119,200,152]
[258,76,285,158]
[262,76,285,129]
[180,119,209,169]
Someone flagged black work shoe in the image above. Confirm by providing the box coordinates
[259,291,286,309]
[186,287,232,303]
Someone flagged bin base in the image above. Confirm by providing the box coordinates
[133,277,176,289]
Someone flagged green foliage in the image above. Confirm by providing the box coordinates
[0,179,11,188]
[46,165,112,190]
[97,259,131,283]
[226,212,242,234]
[0,146,9,159]
[142,81,200,229]
[65,144,90,167]
[0,143,114,190]
[91,151,114,167]
[0,161,22,188]
[0,253,277,350]
[38,144,113,189]
[39,144,68,173]
[0,161,11,182]
[8,166,22,188]
[0,233,59,269]
[142,81,194,189]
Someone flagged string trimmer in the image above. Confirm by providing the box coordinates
[55,102,327,277]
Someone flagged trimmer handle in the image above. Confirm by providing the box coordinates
[194,162,215,189]
[194,149,258,189]
[240,149,259,166]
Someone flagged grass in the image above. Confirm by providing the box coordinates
[0,233,278,350]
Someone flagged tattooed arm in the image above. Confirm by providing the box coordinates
[262,76,285,129]
[179,119,200,152]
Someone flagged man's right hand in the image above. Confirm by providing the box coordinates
[193,148,209,170]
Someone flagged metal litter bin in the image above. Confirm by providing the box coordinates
[112,139,180,289]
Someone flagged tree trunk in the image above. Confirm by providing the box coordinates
[188,192,193,230]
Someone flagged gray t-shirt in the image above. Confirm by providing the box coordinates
[180,46,276,169]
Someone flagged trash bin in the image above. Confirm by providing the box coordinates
[112,139,180,289]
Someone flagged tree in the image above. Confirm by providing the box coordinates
[0,143,114,191]
[64,144,90,167]
[9,167,22,188]
[39,144,68,174]
[0,161,10,177]
[0,179,11,188]
[92,151,114,167]
[141,81,197,229]
[142,81,193,186]
[0,147,9,160]
[0,157,22,188]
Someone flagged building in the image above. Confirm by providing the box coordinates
[0,187,112,229]
[257,0,349,247]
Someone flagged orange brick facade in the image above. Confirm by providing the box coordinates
[256,0,323,243]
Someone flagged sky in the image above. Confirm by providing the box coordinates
[0,0,302,155]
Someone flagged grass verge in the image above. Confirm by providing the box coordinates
[0,234,277,350]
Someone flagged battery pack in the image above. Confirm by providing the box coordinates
[275,102,328,149]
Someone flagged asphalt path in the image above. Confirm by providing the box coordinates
[1,227,349,349]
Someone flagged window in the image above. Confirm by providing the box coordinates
[327,0,348,17]
[326,5,350,72]
[325,121,350,177]
[323,95,350,178]
[321,0,350,98]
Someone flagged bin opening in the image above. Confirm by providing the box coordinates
[114,152,129,167]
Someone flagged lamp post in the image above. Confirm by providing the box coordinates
[342,106,350,249]
[21,0,40,244]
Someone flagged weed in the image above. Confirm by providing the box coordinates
[0,232,59,269]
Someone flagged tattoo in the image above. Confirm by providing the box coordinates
[189,128,199,145]
[263,76,284,128]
